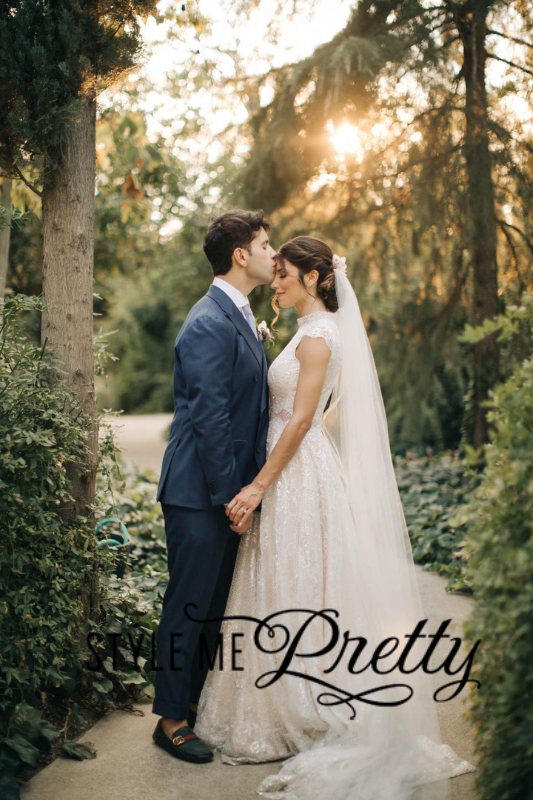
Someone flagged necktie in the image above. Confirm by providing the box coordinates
[241,303,259,340]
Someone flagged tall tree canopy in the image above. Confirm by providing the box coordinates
[229,0,532,448]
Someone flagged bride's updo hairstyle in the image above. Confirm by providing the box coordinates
[273,236,339,324]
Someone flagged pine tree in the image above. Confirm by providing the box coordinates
[236,0,533,448]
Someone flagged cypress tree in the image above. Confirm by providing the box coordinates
[0,0,158,625]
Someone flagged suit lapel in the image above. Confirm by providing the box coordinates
[207,284,263,370]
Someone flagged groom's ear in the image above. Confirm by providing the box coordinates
[233,246,249,269]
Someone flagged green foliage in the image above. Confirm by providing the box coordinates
[395,450,480,592]
[78,460,169,704]
[0,203,27,233]
[0,700,61,799]
[2,208,42,299]
[94,107,187,288]
[459,301,531,345]
[0,294,97,709]
[0,294,101,796]
[459,293,533,378]
[97,258,206,412]
[457,352,533,799]
[370,290,470,453]
[0,0,158,178]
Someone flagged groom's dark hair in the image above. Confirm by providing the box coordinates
[203,209,270,275]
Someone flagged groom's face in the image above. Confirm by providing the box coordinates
[244,227,277,285]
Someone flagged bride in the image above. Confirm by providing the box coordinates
[194,236,475,799]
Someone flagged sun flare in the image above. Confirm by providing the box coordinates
[329,122,365,158]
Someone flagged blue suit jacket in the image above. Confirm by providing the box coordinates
[157,284,270,509]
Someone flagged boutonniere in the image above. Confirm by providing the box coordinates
[257,320,275,345]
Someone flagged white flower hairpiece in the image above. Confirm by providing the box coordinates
[257,320,275,345]
[332,254,347,275]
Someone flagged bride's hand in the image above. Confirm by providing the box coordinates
[225,483,264,526]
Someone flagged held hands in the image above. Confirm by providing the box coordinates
[225,504,253,535]
[225,483,265,533]
[228,517,253,535]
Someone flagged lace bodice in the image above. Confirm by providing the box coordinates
[268,310,342,431]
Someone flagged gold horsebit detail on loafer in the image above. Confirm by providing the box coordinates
[172,733,196,746]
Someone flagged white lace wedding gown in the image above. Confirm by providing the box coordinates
[195,310,475,799]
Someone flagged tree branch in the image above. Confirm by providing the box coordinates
[498,220,528,294]
[435,35,461,52]
[499,219,520,267]
[395,5,448,26]
[381,142,463,180]
[487,29,533,50]
[12,163,42,197]
[496,219,533,257]
[490,119,533,156]
[486,52,533,77]
[366,103,464,166]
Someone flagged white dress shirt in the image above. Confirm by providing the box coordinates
[212,277,258,339]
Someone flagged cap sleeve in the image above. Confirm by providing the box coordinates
[299,323,337,354]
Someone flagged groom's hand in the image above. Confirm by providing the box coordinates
[229,515,254,535]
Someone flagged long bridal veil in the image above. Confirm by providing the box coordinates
[256,267,475,800]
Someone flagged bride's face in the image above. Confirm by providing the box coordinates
[271,259,317,308]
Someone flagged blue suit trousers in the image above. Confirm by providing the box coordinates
[152,503,241,720]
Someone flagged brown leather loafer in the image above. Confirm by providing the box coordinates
[152,720,213,764]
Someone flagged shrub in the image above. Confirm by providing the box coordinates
[0,295,102,797]
[0,295,98,712]
[84,460,169,699]
[458,353,533,799]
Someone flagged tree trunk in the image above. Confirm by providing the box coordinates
[0,178,12,316]
[455,0,500,448]
[41,96,100,632]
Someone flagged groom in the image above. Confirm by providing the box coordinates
[152,209,276,763]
